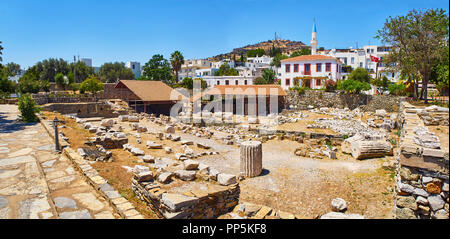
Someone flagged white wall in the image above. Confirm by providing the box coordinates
[280,59,341,89]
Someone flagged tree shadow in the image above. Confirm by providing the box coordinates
[0,110,38,134]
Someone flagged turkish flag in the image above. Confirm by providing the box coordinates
[370,55,379,62]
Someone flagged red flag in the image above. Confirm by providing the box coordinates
[370,55,379,63]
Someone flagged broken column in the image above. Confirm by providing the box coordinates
[350,140,393,160]
[240,140,263,178]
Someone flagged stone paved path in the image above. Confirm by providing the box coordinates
[0,105,119,219]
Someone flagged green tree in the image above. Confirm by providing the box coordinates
[431,45,449,95]
[247,48,266,57]
[376,8,449,103]
[180,77,207,89]
[170,51,184,83]
[268,44,282,57]
[347,67,371,83]
[270,54,289,68]
[32,58,71,82]
[0,41,3,62]
[0,65,16,96]
[337,79,371,94]
[98,62,135,83]
[253,77,267,85]
[262,68,276,84]
[214,63,238,76]
[180,77,193,89]
[388,83,407,96]
[5,62,21,76]
[54,72,72,90]
[18,94,40,122]
[17,69,42,93]
[80,76,104,98]
[290,48,311,57]
[70,61,95,83]
[142,55,174,84]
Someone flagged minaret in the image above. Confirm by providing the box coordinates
[311,19,318,55]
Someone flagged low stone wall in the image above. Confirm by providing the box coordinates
[41,102,126,118]
[286,90,405,112]
[32,94,97,105]
[393,102,449,219]
[0,98,18,104]
[133,180,240,219]
[415,106,449,126]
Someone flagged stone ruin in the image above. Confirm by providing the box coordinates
[393,102,449,219]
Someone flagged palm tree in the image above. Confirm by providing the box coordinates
[170,51,184,83]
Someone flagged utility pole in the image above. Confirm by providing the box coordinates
[73,55,77,83]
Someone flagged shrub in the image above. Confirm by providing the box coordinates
[254,77,267,85]
[347,67,371,83]
[18,94,40,122]
[289,86,307,95]
[324,80,337,92]
[80,76,104,95]
[337,79,371,94]
[388,83,407,96]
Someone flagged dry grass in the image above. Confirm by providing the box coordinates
[428,125,450,153]
[92,150,159,219]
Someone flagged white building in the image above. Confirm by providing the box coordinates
[325,45,400,82]
[182,59,211,69]
[247,55,273,65]
[195,68,218,77]
[178,59,212,81]
[80,58,92,67]
[280,55,342,89]
[211,59,235,69]
[202,76,254,88]
[125,61,141,79]
[279,21,342,90]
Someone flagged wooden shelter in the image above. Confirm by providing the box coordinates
[114,80,186,115]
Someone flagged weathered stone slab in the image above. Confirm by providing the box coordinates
[161,193,198,211]
[320,212,365,219]
[54,197,77,209]
[217,173,236,186]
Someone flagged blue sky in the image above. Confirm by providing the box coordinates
[1,0,448,68]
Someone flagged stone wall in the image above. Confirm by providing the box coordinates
[393,102,449,219]
[41,102,126,118]
[132,179,240,219]
[415,105,449,126]
[32,94,97,105]
[286,90,405,112]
